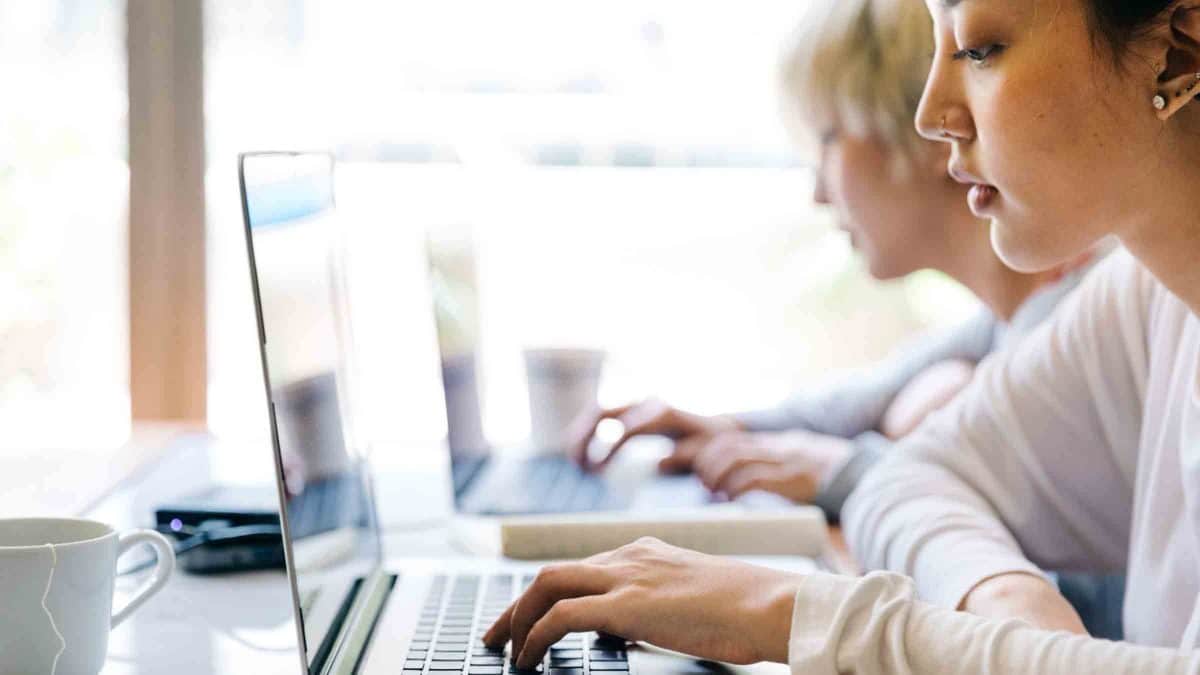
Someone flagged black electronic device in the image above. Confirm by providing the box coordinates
[151,485,285,575]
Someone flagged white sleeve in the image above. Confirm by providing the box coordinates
[790,572,1200,675]
[842,253,1153,609]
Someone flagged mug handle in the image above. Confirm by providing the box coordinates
[111,529,176,628]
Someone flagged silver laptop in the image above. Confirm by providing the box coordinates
[423,226,716,516]
[238,152,784,674]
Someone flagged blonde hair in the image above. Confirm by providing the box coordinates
[780,0,934,174]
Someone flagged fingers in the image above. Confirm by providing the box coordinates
[482,563,617,659]
[693,436,779,495]
[657,435,706,474]
[568,404,632,469]
[717,462,780,500]
[691,434,743,489]
[591,400,672,471]
[516,595,617,667]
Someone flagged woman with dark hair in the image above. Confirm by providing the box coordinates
[480,0,1200,671]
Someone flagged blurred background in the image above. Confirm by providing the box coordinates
[0,1,978,473]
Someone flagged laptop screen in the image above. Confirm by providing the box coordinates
[239,152,383,671]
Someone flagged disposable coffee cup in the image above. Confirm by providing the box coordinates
[0,517,175,675]
[524,347,606,452]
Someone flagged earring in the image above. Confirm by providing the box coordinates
[1153,94,1166,110]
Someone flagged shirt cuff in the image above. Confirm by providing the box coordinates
[788,571,914,675]
[810,432,887,524]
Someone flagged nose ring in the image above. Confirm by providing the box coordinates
[939,115,950,138]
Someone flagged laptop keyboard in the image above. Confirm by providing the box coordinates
[483,457,622,515]
[403,574,630,675]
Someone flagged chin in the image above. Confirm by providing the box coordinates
[990,218,1072,274]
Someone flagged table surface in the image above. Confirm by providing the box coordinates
[82,426,856,674]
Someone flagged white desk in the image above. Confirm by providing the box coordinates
[88,432,825,674]
[88,432,301,675]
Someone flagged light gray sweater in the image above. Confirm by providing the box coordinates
[736,265,1090,520]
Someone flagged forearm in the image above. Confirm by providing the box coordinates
[737,311,996,437]
[790,572,1200,675]
[843,453,1048,608]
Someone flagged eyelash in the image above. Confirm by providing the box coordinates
[951,44,1004,66]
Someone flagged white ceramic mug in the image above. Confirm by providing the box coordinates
[524,347,606,451]
[0,517,175,675]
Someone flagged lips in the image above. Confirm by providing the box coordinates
[948,163,999,216]
[948,163,988,186]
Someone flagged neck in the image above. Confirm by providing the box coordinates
[934,201,1053,323]
[1118,126,1200,316]
[949,255,1051,323]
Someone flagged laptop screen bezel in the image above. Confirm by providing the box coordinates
[237,150,387,674]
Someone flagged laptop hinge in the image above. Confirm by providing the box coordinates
[319,570,397,675]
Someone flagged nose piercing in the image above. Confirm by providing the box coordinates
[939,115,949,137]
[1153,94,1166,110]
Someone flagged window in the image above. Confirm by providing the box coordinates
[205,1,977,448]
[0,1,128,448]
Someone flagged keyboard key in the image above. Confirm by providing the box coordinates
[468,668,503,675]
[405,661,427,669]
[592,635,625,646]
[433,652,468,660]
[408,651,428,659]
[588,663,629,671]
[548,659,582,668]
[474,647,504,656]
[588,651,626,661]
[549,649,582,659]
[429,664,466,671]
[548,670,583,675]
[470,656,505,665]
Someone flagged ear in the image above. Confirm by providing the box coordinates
[1154,4,1200,120]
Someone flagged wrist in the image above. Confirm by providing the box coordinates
[746,572,801,664]
[707,413,744,434]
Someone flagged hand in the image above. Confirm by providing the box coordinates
[567,398,740,472]
[960,572,1088,635]
[690,430,853,502]
[482,537,800,667]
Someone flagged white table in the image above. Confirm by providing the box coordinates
[88,431,821,674]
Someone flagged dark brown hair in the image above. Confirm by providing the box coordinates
[1087,0,1175,64]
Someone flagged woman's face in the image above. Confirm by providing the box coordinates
[814,129,962,280]
[915,0,1159,272]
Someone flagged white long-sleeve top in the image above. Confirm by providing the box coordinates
[784,251,1200,672]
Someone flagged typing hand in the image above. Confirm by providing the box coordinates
[690,430,853,502]
[566,398,740,472]
[482,537,800,667]
[961,572,1088,635]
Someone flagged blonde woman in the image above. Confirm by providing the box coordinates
[570,0,1090,526]
[482,0,1200,671]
